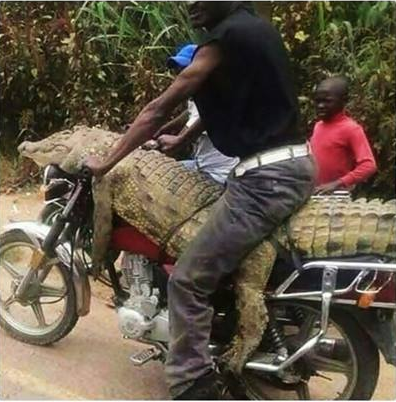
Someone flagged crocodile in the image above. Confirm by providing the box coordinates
[18,125,123,168]
[19,126,396,374]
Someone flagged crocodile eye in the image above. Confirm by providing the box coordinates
[53,144,70,152]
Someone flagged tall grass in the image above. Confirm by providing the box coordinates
[1,1,394,197]
[75,2,197,63]
[1,1,196,148]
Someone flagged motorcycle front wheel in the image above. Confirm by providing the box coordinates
[0,230,79,345]
[229,301,379,400]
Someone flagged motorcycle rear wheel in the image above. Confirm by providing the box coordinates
[229,301,379,400]
[0,230,79,345]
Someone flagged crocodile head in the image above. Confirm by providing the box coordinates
[18,125,122,167]
[18,129,74,166]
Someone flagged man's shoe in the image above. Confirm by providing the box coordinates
[174,371,221,400]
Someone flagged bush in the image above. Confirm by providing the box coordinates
[0,2,194,145]
[1,2,394,198]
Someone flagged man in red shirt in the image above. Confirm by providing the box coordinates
[310,77,377,194]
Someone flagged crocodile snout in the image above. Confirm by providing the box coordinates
[18,141,27,154]
[18,141,34,156]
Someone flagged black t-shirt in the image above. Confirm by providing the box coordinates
[193,8,301,158]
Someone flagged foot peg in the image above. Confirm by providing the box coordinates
[130,347,161,366]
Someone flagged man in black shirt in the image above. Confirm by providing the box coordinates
[86,2,315,399]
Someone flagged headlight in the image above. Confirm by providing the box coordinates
[42,164,75,201]
[43,164,73,185]
[43,179,74,202]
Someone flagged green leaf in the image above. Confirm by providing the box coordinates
[295,30,310,42]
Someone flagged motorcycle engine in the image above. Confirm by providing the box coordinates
[117,253,169,342]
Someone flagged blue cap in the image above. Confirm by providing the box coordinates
[168,44,198,69]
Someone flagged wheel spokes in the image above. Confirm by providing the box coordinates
[295,312,318,343]
[296,381,311,400]
[39,284,66,298]
[0,258,22,279]
[240,303,359,401]
[308,354,351,374]
[1,295,16,310]
[37,259,59,283]
[31,302,47,327]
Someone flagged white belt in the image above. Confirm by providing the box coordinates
[234,143,310,177]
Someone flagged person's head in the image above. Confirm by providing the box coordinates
[314,76,349,121]
[187,1,247,29]
[167,44,198,73]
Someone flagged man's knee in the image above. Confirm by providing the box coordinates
[168,259,216,298]
[167,260,195,297]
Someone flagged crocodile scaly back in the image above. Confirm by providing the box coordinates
[19,126,396,265]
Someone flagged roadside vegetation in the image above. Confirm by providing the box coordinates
[1,1,394,198]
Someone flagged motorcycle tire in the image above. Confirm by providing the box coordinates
[0,230,79,346]
[330,307,380,400]
[228,303,379,400]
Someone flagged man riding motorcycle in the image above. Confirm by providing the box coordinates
[85,2,315,399]
[7,125,396,401]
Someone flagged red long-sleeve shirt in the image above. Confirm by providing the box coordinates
[310,112,377,187]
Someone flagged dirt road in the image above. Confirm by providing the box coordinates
[0,190,168,400]
[0,191,395,400]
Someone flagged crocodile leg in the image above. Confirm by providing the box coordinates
[92,176,114,274]
[220,241,276,374]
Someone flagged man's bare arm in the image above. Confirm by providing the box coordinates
[86,45,222,176]
[157,118,204,155]
[153,110,189,139]
[177,117,205,144]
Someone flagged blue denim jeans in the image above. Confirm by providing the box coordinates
[166,155,316,397]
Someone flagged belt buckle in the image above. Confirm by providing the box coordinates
[288,146,295,159]
[235,166,245,177]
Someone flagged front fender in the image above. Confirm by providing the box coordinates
[2,221,91,316]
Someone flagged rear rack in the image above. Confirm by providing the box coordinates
[246,260,396,374]
[269,260,396,308]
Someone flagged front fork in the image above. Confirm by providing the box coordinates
[3,221,91,316]
[14,249,57,300]
[14,183,84,301]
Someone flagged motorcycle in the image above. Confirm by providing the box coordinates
[1,163,395,400]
